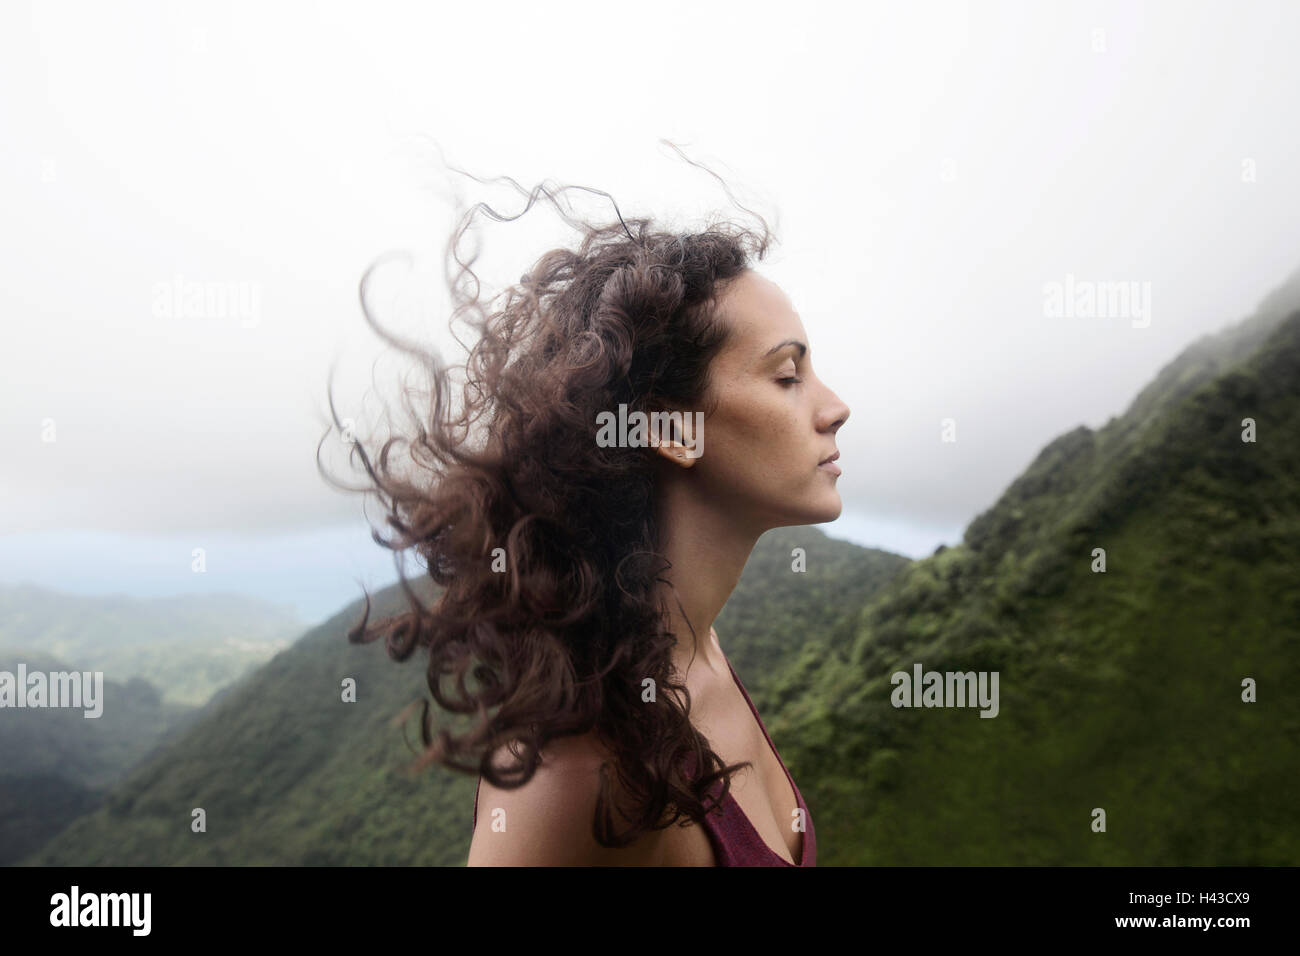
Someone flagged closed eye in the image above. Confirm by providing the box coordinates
[779,377,802,386]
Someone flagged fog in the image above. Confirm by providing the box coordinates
[3,0,1298,619]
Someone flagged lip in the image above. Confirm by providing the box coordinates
[818,451,841,475]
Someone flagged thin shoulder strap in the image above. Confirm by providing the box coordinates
[724,656,800,797]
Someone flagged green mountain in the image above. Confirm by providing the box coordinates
[20,528,905,865]
[0,585,301,707]
[0,649,198,865]
[714,525,910,714]
[768,281,1300,864]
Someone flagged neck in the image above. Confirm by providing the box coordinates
[652,476,763,684]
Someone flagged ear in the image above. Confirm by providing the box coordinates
[653,440,697,468]
[647,406,697,468]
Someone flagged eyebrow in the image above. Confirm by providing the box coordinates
[764,339,808,360]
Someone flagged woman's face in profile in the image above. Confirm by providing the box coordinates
[682,269,851,531]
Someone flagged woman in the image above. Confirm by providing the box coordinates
[332,162,850,866]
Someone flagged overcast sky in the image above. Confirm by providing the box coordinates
[3,0,1299,621]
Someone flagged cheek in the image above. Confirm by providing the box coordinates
[724,395,797,443]
[711,418,807,488]
[704,410,785,468]
[700,390,807,473]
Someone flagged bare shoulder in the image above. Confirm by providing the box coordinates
[467,731,665,866]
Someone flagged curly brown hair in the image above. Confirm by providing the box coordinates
[319,144,778,849]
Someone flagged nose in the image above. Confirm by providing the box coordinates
[819,387,850,433]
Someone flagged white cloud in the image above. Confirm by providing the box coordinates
[2,0,1298,560]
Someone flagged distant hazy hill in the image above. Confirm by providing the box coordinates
[770,279,1300,864]
[0,649,198,865]
[0,586,301,707]
[22,527,905,865]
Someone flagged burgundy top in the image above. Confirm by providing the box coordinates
[472,656,817,867]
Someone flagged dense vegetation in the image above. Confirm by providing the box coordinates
[0,649,197,865]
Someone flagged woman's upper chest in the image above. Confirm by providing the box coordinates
[658,657,803,865]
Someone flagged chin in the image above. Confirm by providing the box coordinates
[794,494,843,525]
[765,489,843,528]
[818,499,843,522]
